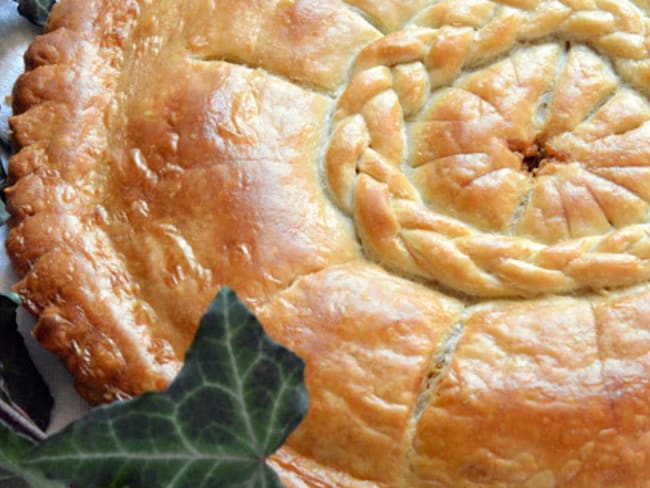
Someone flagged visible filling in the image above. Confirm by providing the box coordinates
[324,6,650,296]
[510,138,568,175]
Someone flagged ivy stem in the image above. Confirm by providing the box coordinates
[0,397,45,443]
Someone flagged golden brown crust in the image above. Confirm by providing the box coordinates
[410,298,618,486]
[325,7,650,297]
[8,0,168,404]
[269,448,384,488]
[342,0,431,32]
[9,0,650,485]
[258,262,462,486]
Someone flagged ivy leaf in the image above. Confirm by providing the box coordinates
[0,142,11,226]
[0,421,64,488]
[14,0,56,27]
[28,288,308,487]
[0,421,34,488]
[0,294,53,434]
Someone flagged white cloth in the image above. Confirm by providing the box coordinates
[0,3,89,434]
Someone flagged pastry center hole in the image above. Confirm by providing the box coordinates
[509,139,562,176]
[522,144,546,174]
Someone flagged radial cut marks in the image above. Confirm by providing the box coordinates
[323,6,650,297]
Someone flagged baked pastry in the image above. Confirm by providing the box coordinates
[8,0,650,485]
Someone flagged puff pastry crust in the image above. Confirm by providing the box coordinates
[9,0,650,485]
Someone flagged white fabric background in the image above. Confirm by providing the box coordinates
[0,1,89,433]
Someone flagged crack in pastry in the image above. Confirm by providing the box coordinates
[406,297,623,487]
[412,320,466,421]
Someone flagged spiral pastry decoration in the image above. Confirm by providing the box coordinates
[326,0,650,297]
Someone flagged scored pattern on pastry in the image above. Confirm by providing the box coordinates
[326,0,650,297]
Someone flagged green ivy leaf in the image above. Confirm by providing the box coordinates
[28,288,308,487]
[0,201,10,227]
[0,142,11,226]
[14,0,56,28]
[0,421,34,488]
[0,421,64,488]
[0,294,53,433]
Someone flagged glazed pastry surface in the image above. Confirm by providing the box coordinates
[9,0,650,486]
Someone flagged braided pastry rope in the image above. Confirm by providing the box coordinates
[325,0,650,297]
